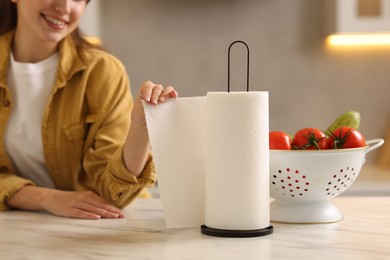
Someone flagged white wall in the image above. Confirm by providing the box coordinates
[82,0,390,161]
[79,0,101,37]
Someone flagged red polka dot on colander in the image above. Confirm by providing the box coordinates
[271,168,310,198]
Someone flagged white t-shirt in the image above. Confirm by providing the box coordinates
[4,53,58,188]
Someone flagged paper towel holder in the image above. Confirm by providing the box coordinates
[227,40,250,93]
[201,41,274,238]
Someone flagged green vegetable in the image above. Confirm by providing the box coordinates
[326,111,361,135]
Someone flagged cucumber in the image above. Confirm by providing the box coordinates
[326,111,361,134]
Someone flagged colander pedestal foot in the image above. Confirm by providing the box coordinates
[270,200,343,224]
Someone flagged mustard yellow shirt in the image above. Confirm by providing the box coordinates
[0,31,156,211]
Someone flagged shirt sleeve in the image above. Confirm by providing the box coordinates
[106,148,156,205]
[76,61,156,208]
[0,174,34,211]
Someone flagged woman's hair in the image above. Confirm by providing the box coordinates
[0,0,17,35]
[0,0,100,50]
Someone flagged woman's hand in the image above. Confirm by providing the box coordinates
[6,186,125,219]
[131,80,178,121]
[139,80,178,105]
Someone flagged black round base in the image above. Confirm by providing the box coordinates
[200,225,273,238]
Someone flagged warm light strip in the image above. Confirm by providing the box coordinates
[327,34,390,46]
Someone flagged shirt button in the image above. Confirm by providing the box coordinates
[0,166,8,173]
[3,100,10,107]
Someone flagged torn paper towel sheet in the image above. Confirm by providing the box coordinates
[143,97,206,228]
[143,92,270,229]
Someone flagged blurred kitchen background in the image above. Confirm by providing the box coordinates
[80,0,390,194]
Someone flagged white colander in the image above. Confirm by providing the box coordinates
[269,138,384,223]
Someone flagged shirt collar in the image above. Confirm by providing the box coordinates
[0,30,87,90]
[55,34,87,89]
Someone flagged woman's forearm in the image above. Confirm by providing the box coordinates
[6,185,52,211]
[123,115,151,177]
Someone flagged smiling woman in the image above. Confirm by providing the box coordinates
[0,0,178,219]
[0,0,95,51]
[10,0,89,62]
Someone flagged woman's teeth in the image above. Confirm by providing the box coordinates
[44,15,66,27]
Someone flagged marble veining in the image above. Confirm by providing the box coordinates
[1,197,390,259]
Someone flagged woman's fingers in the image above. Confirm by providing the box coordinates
[151,84,164,104]
[139,81,153,102]
[76,201,121,219]
[80,191,125,218]
[67,207,102,220]
[140,81,178,105]
[159,85,178,103]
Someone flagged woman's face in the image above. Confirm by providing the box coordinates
[12,0,87,44]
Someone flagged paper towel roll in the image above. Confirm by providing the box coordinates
[204,92,270,230]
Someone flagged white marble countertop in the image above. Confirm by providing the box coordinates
[1,196,390,260]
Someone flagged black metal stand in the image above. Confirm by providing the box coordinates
[201,225,273,238]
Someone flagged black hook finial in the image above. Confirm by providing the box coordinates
[228,41,250,93]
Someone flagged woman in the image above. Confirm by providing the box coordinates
[0,0,178,219]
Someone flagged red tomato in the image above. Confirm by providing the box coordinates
[269,131,291,150]
[292,128,328,150]
[328,127,366,149]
